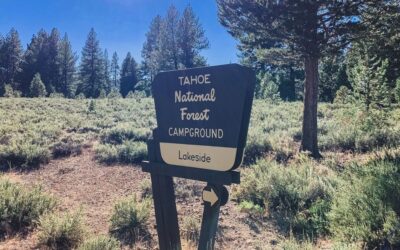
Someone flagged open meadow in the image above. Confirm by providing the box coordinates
[1,97,399,249]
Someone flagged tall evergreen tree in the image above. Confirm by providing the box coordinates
[119,52,138,97]
[110,52,120,89]
[77,28,105,98]
[0,33,5,95]
[162,5,180,70]
[141,15,164,82]
[217,0,387,157]
[58,33,77,97]
[45,28,61,94]
[356,2,400,100]
[177,5,209,68]
[349,42,390,111]
[1,28,23,91]
[103,49,111,93]
[20,29,49,95]
[319,54,350,102]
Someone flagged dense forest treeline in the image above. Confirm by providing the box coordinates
[0,5,209,98]
[1,3,400,107]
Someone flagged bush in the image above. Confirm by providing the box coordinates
[87,99,96,113]
[243,133,271,165]
[395,78,400,103]
[328,157,400,248]
[75,93,86,99]
[238,201,265,219]
[334,86,353,105]
[107,88,122,99]
[181,217,200,245]
[49,93,65,98]
[37,210,86,250]
[95,141,147,164]
[0,178,56,237]
[30,73,47,97]
[320,107,400,152]
[0,143,50,170]
[4,84,21,98]
[234,158,336,237]
[139,179,152,199]
[51,137,83,158]
[100,125,151,144]
[109,196,151,244]
[278,238,314,250]
[78,236,120,250]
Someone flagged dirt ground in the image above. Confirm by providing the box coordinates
[0,147,282,250]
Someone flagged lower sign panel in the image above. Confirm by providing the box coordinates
[160,143,237,171]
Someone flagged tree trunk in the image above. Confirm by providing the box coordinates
[301,56,320,158]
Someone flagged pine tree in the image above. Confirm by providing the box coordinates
[58,33,77,98]
[103,49,111,93]
[0,33,5,95]
[359,2,400,93]
[217,0,388,157]
[45,28,61,94]
[1,28,23,91]
[141,15,164,82]
[177,5,209,68]
[349,43,390,111]
[30,73,47,97]
[162,5,180,70]
[110,52,120,89]
[319,54,350,102]
[120,52,138,97]
[78,28,105,98]
[20,29,49,96]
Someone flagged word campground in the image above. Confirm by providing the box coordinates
[168,127,224,139]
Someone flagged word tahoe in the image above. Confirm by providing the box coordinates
[178,74,211,86]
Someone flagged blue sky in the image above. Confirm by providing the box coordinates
[0,0,239,65]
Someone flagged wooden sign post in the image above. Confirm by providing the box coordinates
[142,64,255,250]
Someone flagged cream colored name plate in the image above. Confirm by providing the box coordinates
[160,143,237,171]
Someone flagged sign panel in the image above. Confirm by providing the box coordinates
[152,64,255,171]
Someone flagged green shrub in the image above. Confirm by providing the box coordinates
[30,73,47,97]
[51,137,83,158]
[181,217,200,244]
[78,236,120,250]
[278,238,314,250]
[0,143,50,170]
[0,178,56,236]
[395,78,400,102]
[37,210,86,250]
[243,133,271,165]
[95,144,119,164]
[109,196,151,244]
[139,179,152,199]
[334,86,353,105]
[328,157,400,248]
[238,201,265,219]
[107,88,122,99]
[234,158,336,237]
[100,125,151,144]
[75,93,86,99]
[87,99,96,113]
[320,107,400,152]
[49,93,65,98]
[95,141,147,164]
[4,84,21,98]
